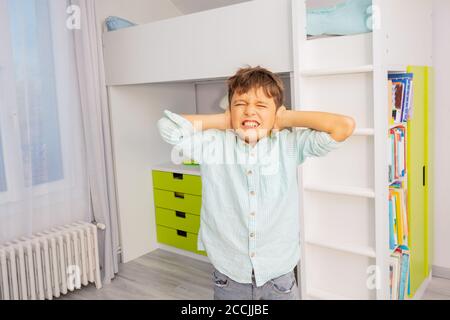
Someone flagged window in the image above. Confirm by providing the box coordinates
[7,0,64,187]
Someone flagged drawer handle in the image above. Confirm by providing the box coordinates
[423,165,426,187]
[177,230,187,237]
[175,211,186,218]
[174,192,184,199]
[173,173,184,180]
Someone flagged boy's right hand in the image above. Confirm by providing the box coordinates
[182,109,232,131]
[273,105,288,131]
[223,108,232,130]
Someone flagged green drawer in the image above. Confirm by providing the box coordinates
[156,225,206,256]
[155,207,200,234]
[152,170,201,195]
[153,189,201,215]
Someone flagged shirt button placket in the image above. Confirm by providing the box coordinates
[247,154,257,270]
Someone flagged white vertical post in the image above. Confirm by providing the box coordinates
[291,0,308,300]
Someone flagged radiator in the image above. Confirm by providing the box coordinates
[0,221,102,300]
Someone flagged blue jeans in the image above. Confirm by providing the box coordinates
[212,268,300,300]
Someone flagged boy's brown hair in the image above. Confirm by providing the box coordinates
[227,66,285,108]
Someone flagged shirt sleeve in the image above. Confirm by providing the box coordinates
[157,110,219,164]
[295,128,343,165]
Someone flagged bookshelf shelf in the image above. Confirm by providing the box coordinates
[303,184,376,198]
[306,238,376,258]
[301,65,374,77]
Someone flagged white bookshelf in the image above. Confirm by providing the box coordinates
[292,0,432,300]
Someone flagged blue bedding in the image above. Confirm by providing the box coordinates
[307,0,373,36]
[105,16,137,32]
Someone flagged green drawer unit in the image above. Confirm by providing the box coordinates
[152,170,202,195]
[155,207,200,234]
[153,188,201,215]
[156,225,206,256]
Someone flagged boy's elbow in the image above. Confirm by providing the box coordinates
[331,117,356,142]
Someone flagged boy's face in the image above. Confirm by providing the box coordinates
[230,86,277,144]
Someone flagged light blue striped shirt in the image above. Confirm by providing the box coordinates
[157,110,342,286]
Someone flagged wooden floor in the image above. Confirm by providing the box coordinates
[60,249,450,300]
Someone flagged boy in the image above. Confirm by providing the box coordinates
[157,66,355,300]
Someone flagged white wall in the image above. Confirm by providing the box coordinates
[95,0,181,32]
[432,0,450,272]
[306,0,344,9]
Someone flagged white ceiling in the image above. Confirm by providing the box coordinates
[169,0,251,14]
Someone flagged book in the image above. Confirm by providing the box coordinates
[389,246,410,300]
[389,251,401,299]
[388,73,414,123]
[388,126,407,184]
[398,246,410,300]
[388,80,394,126]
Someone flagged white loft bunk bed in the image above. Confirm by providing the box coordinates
[102,0,433,300]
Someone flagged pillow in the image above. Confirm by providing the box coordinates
[105,16,137,32]
[307,0,373,36]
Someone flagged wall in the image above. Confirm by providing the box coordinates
[95,0,181,31]
[432,0,450,274]
[169,0,250,14]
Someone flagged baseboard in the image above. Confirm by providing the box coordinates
[432,265,450,279]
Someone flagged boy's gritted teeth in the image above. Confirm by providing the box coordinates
[241,120,260,129]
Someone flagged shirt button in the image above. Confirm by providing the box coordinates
[250,212,256,217]
[247,170,253,176]
[250,191,256,196]
[250,232,255,238]
[250,252,256,258]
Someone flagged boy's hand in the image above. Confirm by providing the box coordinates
[273,105,288,131]
[183,109,232,131]
[223,107,232,130]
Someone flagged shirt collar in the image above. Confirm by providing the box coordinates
[234,129,279,152]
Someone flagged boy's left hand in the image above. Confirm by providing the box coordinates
[273,105,288,131]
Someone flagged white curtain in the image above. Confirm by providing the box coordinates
[70,0,120,284]
[0,0,120,284]
[0,0,90,240]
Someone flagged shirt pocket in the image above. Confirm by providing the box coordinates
[259,174,283,201]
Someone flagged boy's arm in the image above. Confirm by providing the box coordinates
[274,106,356,164]
[157,109,230,164]
[182,109,232,131]
[275,107,355,142]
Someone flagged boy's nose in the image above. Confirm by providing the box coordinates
[244,105,257,115]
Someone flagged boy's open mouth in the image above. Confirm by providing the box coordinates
[241,120,260,129]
